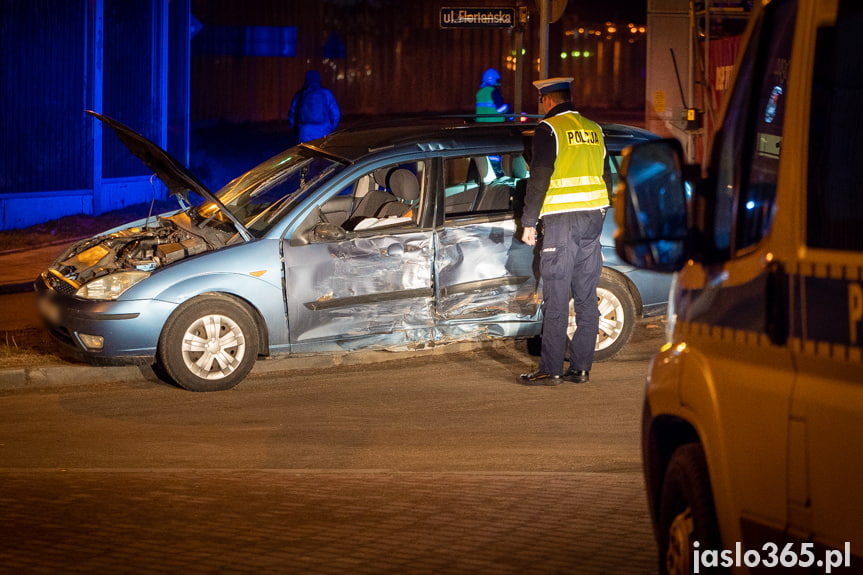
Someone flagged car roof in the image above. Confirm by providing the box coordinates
[601,123,661,151]
[305,117,658,164]
[308,118,534,163]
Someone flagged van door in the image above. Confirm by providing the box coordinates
[785,0,863,562]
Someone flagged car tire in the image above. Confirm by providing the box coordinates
[567,268,637,362]
[657,443,725,575]
[157,294,259,392]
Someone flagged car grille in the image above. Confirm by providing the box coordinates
[42,270,79,297]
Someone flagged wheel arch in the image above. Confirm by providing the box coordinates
[148,271,285,351]
[225,292,271,357]
[166,291,271,357]
[601,266,644,317]
[643,409,701,522]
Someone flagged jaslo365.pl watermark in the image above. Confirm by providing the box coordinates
[693,541,852,573]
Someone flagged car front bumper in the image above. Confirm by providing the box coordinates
[35,273,178,363]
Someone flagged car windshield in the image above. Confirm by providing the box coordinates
[193,148,345,238]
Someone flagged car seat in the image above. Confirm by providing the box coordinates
[476,156,523,212]
[346,169,396,224]
[376,169,419,218]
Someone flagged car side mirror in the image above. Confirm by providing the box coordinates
[312,222,347,243]
[614,138,691,272]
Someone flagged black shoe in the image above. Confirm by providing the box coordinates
[518,370,563,386]
[563,369,590,384]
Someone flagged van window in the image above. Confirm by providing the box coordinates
[806,0,863,252]
[710,0,796,256]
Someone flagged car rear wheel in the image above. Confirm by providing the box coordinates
[657,443,724,575]
[158,294,259,392]
[567,268,637,361]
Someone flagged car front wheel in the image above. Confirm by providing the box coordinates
[157,294,259,392]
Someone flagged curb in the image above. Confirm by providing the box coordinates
[0,339,524,391]
[0,364,148,389]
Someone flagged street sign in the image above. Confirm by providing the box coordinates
[440,7,516,29]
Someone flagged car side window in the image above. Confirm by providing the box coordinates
[327,161,424,232]
[806,0,863,251]
[443,153,529,219]
[605,151,621,201]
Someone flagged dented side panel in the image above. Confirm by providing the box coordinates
[282,230,435,350]
[434,218,541,333]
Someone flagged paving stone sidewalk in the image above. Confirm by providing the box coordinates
[0,469,658,575]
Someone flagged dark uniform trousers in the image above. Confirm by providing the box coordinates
[537,209,605,375]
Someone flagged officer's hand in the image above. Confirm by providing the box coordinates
[522,226,537,246]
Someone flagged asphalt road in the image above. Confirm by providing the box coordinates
[0,320,665,574]
[1,291,35,330]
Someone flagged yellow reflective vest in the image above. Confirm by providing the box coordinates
[539,111,608,217]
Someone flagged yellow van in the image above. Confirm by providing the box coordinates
[615,0,862,573]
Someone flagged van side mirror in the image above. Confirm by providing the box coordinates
[614,139,691,272]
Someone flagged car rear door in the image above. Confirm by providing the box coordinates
[432,153,541,338]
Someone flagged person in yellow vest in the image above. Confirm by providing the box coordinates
[475,68,510,122]
[519,77,608,385]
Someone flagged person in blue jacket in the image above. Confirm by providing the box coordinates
[289,70,341,142]
[475,68,510,122]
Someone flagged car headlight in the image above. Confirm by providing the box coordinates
[75,271,151,300]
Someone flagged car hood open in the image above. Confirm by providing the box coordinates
[37,113,257,293]
[86,111,252,241]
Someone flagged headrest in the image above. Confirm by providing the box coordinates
[373,168,391,188]
[472,156,491,181]
[387,169,420,202]
[511,156,528,178]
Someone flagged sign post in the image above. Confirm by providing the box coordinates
[536,0,567,94]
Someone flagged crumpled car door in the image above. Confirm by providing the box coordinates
[433,218,540,337]
[283,230,435,352]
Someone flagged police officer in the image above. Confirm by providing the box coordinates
[519,77,608,386]
[475,68,510,122]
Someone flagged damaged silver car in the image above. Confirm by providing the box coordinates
[35,111,668,391]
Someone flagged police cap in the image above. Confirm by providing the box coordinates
[532,77,574,95]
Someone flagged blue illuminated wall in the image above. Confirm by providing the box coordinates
[0,0,648,232]
[0,0,187,231]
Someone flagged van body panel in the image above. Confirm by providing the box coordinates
[676,326,794,547]
[618,0,863,570]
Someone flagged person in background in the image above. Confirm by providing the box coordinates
[518,77,608,386]
[475,68,510,122]
[289,70,341,142]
